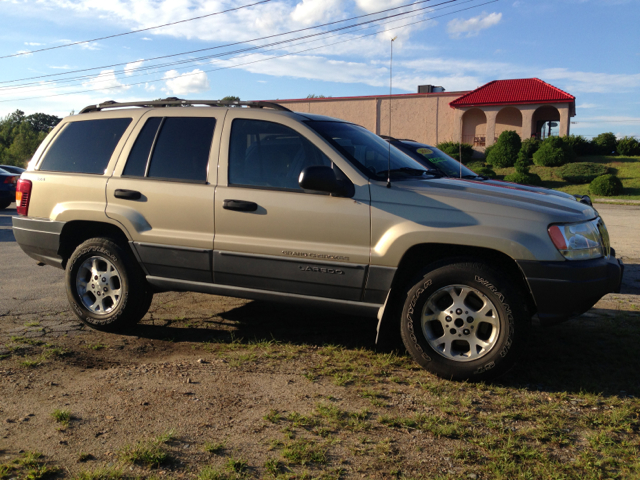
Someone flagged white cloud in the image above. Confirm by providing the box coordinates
[447,12,502,38]
[354,0,408,13]
[24,42,44,46]
[49,65,74,70]
[291,0,343,25]
[124,59,144,76]
[82,69,129,93]
[542,68,640,93]
[163,69,210,95]
[79,42,100,50]
[141,37,152,41]
[577,103,599,109]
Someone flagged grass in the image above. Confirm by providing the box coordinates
[118,431,176,468]
[203,441,226,454]
[0,452,60,480]
[50,408,71,426]
[493,154,640,199]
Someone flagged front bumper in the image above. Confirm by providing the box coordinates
[518,255,624,326]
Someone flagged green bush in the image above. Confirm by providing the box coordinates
[514,153,532,174]
[589,174,623,196]
[466,161,486,172]
[475,166,496,178]
[533,136,567,167]
[503,171,543,186]
[592,132,618,155]
[616,136,640,156]
[556,162,609,184]
[563,134,594,156]
[482,144,494,162]
[518,137,541,160]
[486,130,522,168]
[436,141,474,164]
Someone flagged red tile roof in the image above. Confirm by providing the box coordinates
[449,78,575,108]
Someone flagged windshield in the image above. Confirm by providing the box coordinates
[393,142,477,178]
[305,121,431,181]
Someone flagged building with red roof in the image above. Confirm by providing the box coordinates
[272,78,576,152]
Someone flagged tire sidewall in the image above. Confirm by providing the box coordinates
[65,239,131,329]
[401,262,521,380]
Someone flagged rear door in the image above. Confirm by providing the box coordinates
[107,109,224,283]
[213,111,371,301]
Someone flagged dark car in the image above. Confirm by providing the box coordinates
[0,165,26,175]
[0,167,18,209]
[383,136,590,204]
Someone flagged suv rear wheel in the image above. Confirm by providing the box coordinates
[65,237,153,331]
[400,260,529,381]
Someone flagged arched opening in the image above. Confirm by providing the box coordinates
[461,109,487,146]
[532,105,560,140]
[495,107,522,141]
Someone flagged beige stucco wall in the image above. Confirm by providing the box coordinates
[276,92,464,146]
[275,95,573,147]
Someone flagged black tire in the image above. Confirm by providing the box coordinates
[65,237,153,332]
[0,200,11,210]
[400,260,529,381]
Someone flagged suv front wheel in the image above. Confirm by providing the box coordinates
[65,237,153,331]
[400,260,529,381]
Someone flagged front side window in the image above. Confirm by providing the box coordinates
[123,117,216,182]
[229,119,331,190]
[39,118,132,174]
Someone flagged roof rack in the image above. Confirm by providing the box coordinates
[79,97,292,114]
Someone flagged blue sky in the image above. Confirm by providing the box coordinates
[0,0,638,138]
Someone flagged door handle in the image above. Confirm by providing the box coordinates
[114,189,142,200]
[223,199,258,212]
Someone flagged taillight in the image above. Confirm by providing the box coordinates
[16,179,32,216]
[3,176,16,184]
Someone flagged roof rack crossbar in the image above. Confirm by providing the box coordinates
[79,98,292,114]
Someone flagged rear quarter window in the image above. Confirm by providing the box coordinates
[39,118,132,174]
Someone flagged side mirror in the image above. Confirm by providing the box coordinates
[299,166,337,192]
[299,166,354,197]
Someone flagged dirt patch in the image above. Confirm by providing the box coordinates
[1,263,639,479]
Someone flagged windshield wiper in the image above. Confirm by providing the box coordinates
[380,167,435,177]
[461,174,486,180]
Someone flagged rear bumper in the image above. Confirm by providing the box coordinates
[12,216,65,269]
[518,255,624,326]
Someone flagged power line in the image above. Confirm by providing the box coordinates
[0,1,498,104]
[0,0,273,59]
[0,0,444,86]
[0,0,467,93]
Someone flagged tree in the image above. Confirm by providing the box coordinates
[25,113,61,133]
[592,132,617,155]
[221,96,240,102]
[306,94,327,98]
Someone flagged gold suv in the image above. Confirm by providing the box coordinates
[12,99,623,380]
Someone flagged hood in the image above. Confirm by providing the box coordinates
[390,176,596,223]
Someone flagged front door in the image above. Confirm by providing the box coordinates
[213,113,370,301]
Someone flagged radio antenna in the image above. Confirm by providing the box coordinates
[387,36,397,189]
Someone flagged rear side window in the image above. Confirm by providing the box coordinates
[39,118,132,174]
[123,117,216,183]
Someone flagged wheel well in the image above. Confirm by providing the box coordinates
[58,221,130,269]
[389,244,536,314]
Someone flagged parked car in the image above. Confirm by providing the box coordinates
[0,167,18,209]
[382,137,592,205]
[12,99,623,381]
[0,165,26,175]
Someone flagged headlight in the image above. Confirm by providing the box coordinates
[548,218,610,260]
